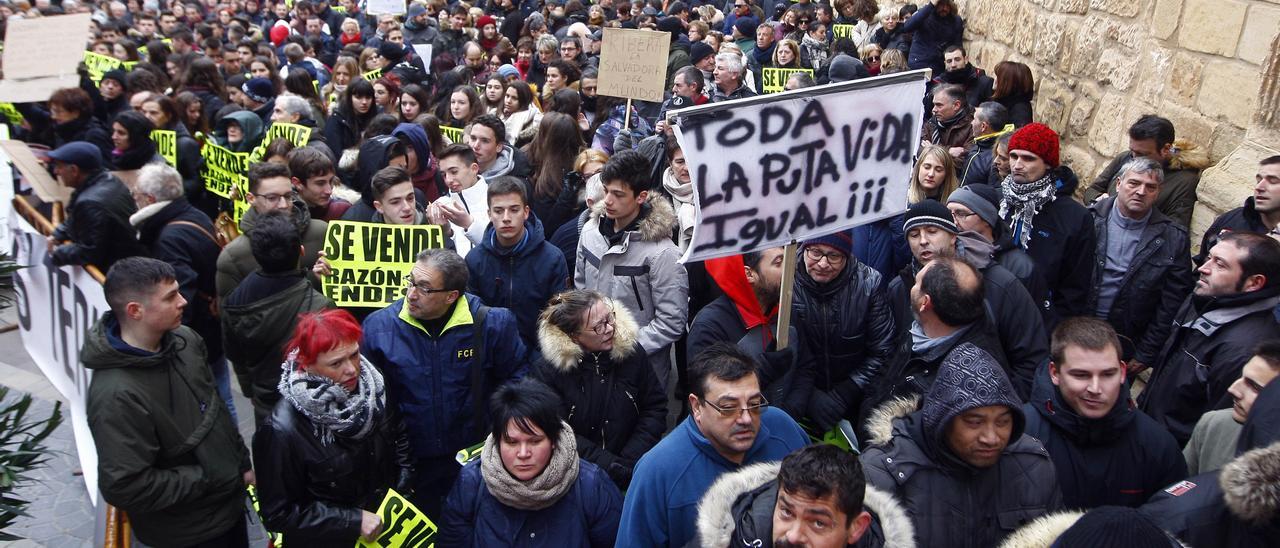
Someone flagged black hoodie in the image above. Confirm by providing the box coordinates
[110,111,161,170]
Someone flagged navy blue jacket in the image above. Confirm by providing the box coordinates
[902,3,964,75]
[853,217,910,290]
[466,216,568,349]
[361,295,530,459]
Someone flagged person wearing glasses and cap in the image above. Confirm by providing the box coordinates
[616,342,808,548]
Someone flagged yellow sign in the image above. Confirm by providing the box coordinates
[761,68,814,94]
[83,51,136,86]
[0,103,24,125]
[364,68,383,81]
[439,125,463,144]
[249,122,312,162]
[200,142,249,200]
[246,485,285,546]
[150,129,176,166]
[832,24,855,41]
[355,489,435,548]
[454,442,483,465]
[322,221,447,307]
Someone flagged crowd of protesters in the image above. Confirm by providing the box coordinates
[7,0,1280,546]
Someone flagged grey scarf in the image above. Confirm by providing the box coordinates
[999,172,1057,249]
[480,421,579,511]
[279,349,386,445]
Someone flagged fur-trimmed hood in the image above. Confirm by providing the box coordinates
[588,192,679,243]
[1222,440,1280,526]
[535,297,641,372]
[1168,139,1210,171]
[694,461,917,548]
[997,509,1190,548]
[864,395,921,447]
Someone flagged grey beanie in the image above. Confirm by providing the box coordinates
[947,184,1001,231]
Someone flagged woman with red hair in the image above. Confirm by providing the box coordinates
[252,309,414,546]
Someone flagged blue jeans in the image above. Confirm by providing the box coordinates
[209,355,239,425]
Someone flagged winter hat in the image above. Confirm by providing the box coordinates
[496,64,520,79]
[526,12,547,31]
[802,231,853,256]
[1051,507,1176,548]
[690,41,715,65]
[242,77,277,104]
[269,24,290,47]
[407,3,428,18]
[734,18,758,38]
[48,141,104,170]
[827,54,868,83]
[379,41,406,64]
[657,16,683,39]
[947,184,1001,230]
[902,200,958,235]
[922,343,1026,450]
[1009,122,1060,168]
[476,14,496,28]
[100,69,128,88]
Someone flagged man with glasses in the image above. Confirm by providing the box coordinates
[617,343,807,548]
[559,36,585,69]
[789,232,896,434]
[216,161,328,298]
[362,248,530,519]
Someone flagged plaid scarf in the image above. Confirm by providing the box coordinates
[279,349,386,446]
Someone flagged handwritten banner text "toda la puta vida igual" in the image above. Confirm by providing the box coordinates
[672,70,929,262]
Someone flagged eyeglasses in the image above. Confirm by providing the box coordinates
[253,191,294,203]
[797,19,810,25]
[804,247,847,266]
[584,310,616,335]
[702,396,769,418]
[867,56,881,62]
[950,210,977,222]
[404,276,452,295]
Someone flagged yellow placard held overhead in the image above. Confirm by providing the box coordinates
[355,489,435,547]
[249,122,312,162]
[83,51,135,86]
[150,129,177,167]
[321,221,447,307]
[761,68,814,94]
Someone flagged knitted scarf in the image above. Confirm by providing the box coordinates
[279,349,386,446]
[999,172,1057,249]
[480,421,579,511]
[928,107,967,144]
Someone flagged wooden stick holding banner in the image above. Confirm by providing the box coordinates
[774,241,799,349]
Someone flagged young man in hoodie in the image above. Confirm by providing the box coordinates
[861,343,1061,548]
[466,114,533,181]
[464,176,567,349]
[576,149,689,389]
[87,257,254,547]
[691,444,916,548]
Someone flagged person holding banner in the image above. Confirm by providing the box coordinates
[440,378,623,546]
[47,141,148,269]
[253,308,415,547]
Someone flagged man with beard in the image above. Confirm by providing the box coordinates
[1138,232,1280,445]
[1195,155,1280,264]
[617,343,808,548]
[930,45,994,108]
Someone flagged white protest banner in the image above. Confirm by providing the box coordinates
[367,0,407,15]
[411,44,433,73]
[597,27,670,103]
[0,14,93,102]
[672,70,929,262]
[9,213,106,504]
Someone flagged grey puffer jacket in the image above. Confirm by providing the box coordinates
[860,344,1062,548]
[575,198,688,386]
[688,461,917,548]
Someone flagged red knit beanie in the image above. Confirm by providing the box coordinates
[1009,122,1060,168]
[477,15,497,29]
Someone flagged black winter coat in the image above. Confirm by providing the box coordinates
[1138,287,1280,445]
[1195,197,1273,265]
[931,64,995,108]
[50,170,147,269]
[791,261,895,418]
[134,198,222,358]
[1086,198,1195,365]
[866,320,1008,419]
[253,394,415,547]
[531,303,666,489]
[1000,167,1097,319]
[14,103,114,160]
[1022,366,1186,509]
[992,232,1053,325]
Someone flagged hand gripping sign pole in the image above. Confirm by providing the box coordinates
[671,70,931,348]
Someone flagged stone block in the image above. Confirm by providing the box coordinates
[1069,18,1107,76]
[990,0,1020,47]
[1090,0,1143,17]
[1239,4,1280,65]
[1107,20,1145,50]
[1068,96,1098,138]
[1152,0,1183,40]
[1177,0,1246,56]
[1088,92,1130,154]
[1014,6,1041,57]
[1197,61,1260,128]
[1061,144,1099,188]
[1164,51,1203,107]
[1210,125,1247,164]
[1159,101,1217,152]
[1194,139,1279,224]
[1097,47,1141,91]
[1033,14,1068,66]
[1134,47,1174,104]
[1058,0,1090,14]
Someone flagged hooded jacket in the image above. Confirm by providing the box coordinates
[615,408,809,548]
[576,198,689,388]
[1140,380,1280,547]
[690,461,917,548]
[531,301,666,488]
[214,200,328,298]
[1084,140,1211,228]
[222,272,332,422]
[465,215,568,347]
[791,256,896,423]
[85,318,250,547]
[1137,285,1280,445]
[110,111,162,170]
[132,198,222,359]
[391,123,444,202]
[1086,197,1195,365]
[1022,365,1186,509]
[902,3,964,75]
[480,143,535,181]
[860,344,1061,548]
[1000,166,1097,319]
[1194,196,1274,265]
[50,169,147,269]
[215,110,265,153]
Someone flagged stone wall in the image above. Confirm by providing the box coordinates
[956,0,1280,245]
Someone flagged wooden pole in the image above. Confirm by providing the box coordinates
[774,241,799,350]
[623,98,632,131]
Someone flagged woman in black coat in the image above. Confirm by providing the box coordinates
[109,111,163,171]
[531,290,667,489]
[252,309,414,547]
